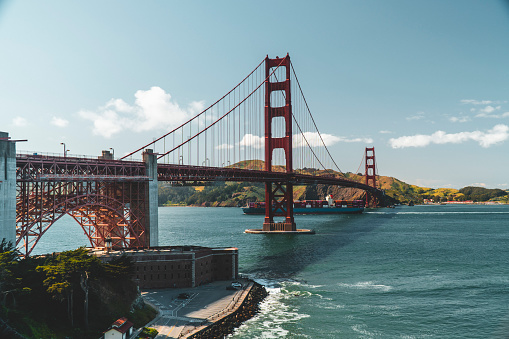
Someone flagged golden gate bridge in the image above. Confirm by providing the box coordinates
[2,54,383,257]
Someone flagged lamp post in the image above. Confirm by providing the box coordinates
[60,142,67,157]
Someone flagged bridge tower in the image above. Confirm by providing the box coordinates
[0,132,16,246]
[365,147,378,207]
[262,54,296,232]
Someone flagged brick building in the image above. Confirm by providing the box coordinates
[92,246,238,289]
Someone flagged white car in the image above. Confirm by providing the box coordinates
[231,282,242,289]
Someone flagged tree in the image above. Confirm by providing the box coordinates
[37,248,101,328]
[0,240,20,307]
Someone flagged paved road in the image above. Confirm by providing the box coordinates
[141,280,251,338]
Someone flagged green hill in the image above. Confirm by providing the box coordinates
[158,161,508,206]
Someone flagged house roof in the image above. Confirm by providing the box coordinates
[112,317,127,328]
[107,317,134,334]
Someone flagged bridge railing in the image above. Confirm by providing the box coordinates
[16,150,142,162]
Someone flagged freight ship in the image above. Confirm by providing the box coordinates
[243,195,365,215]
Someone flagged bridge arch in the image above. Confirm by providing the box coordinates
[16,191,146,257]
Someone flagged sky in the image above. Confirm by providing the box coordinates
[1,1,509,189]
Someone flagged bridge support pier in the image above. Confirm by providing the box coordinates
[0,132,16,246]
[143,149,159,247]
[262,181,296,232]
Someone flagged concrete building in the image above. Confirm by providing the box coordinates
[0,132,16,246]
[92,246,238,289]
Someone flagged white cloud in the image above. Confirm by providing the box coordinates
[337,136,374,143]
[379,130,392,134]
[406,112,425,121]
[389,124,509,149]
[461,99,494,105]
[294,132,340,147]
[478,105,501,114]
[79,87,204,138]
[461,99,508,119]
[449,116,470,123]
[79,110,123,138]
[239,134,264,149]
[293,132,370,147]
[461,99,507,105]
[216,143,234,150]
[51,116,69,127]
[12,117,27,127]
[475,111,509,119]
[237,132,372,149]
[471,182,486,187]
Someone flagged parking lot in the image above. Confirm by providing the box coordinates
[140,279,251,338]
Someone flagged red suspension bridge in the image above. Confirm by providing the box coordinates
[2,54,384,257]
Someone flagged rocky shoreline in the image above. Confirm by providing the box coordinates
[188,281,268,339]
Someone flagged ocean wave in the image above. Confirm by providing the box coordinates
[229,280,311,339]
[351,324,378,337]
[315,302,345,310]
[338,281,393,292]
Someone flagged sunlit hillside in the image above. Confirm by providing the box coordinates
[158,161,508,206]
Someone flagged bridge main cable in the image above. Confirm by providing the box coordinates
[154,58,287,160]
[120,58,267,160]
[290,62,344,175]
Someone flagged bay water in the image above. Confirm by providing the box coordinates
[34,204,509,338]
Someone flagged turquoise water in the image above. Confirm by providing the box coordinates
[35,205,509,338]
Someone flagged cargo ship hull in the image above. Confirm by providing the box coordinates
[243,206,364,215]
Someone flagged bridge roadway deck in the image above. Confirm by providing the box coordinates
[16,154,379,193]
[139,279,253,338]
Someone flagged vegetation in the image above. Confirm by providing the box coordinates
[137,327,159,339]
[0,245,156,338]
[159,182,266,207]
[157,160,508,206]
[458,186,508,202]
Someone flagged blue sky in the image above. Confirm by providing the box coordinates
[1,1,509,189]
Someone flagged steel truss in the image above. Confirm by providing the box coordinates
[16,155,149,257]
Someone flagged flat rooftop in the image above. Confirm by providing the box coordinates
[90,245,238,258]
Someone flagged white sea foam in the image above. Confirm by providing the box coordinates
[229,280,311,338]
[351,324,377,337]
[316,303,345,310]
[338,281,393,292]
